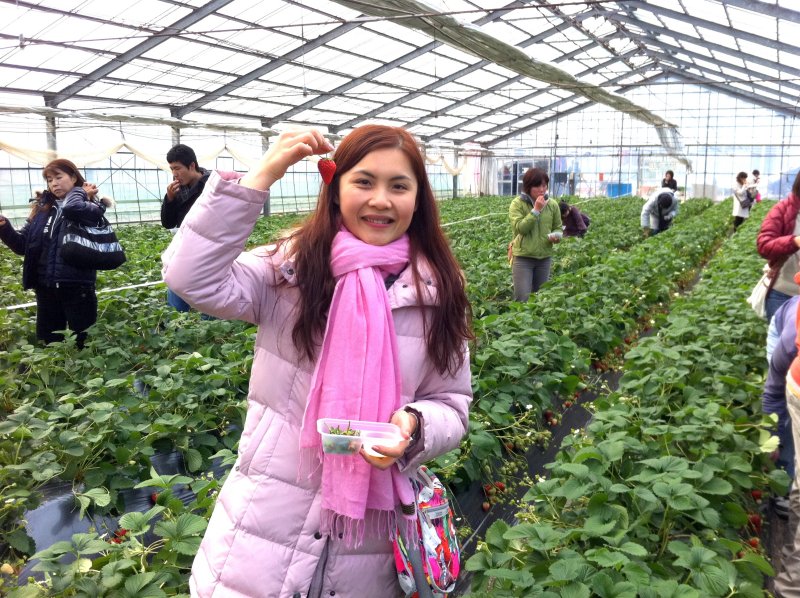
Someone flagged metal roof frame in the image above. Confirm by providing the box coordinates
[0,0,796,153]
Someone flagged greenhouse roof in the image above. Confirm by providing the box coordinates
[1,0,798,150]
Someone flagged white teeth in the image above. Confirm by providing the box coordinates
[364,217,391,224]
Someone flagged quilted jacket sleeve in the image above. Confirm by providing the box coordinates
[396,344,472,473]
[0,219,29,256]
[162,171,274,325]
[62,187,106,224]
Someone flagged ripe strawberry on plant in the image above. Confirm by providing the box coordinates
[318,158,336,184]
[747,513,762,534]
[748,537,760,548]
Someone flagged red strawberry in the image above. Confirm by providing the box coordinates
[114,528,128,538]
[748,537,760,548]
[751,489,763,502]
[564,400,573,408]
[481,501,491,512]
[748,513,762,534]
[318,158,336,184]
[494,481,506,492]
[150,492,159,504]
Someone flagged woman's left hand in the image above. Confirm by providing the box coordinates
[82,182,99,199]
[360,409,417,470]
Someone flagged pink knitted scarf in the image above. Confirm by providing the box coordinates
[300,229,415,545]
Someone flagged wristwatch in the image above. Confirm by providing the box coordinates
[404,407,421,446]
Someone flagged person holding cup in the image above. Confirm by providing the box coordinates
[508,167,562,302]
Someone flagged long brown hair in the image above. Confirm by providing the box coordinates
[29,159,86,219]
[282,124,473,374]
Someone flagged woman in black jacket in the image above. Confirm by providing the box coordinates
[0,159,109,347]
[661,170,678,191]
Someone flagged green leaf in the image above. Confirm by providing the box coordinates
[184,448,203,472]
[738,551,775,576]
[100,558,137,589]
[484,519,510,551]
[483,568,535,587]
[720,502,748,527]
[5,529,34,553]
[698,477,732,495]
[617,542,648,557]
[585,547,629,568]
[559,582,591,598]
[119,506,165,534]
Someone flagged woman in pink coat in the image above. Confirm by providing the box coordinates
[162,125,473,597]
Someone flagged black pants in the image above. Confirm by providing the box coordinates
[733,216,746,230]
[34,285,97,348]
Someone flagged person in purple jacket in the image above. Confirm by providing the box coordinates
[770,292,800,596]
[559,201,590,238]
[163,125,473,597]
[764,294,799,484]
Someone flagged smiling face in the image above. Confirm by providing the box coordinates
[336,147,418,246]
[46,169,78,199]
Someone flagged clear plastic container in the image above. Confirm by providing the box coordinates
[317,418,403,456]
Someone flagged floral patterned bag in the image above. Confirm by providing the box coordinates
[393,465,460,598]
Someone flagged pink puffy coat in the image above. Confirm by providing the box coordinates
[162,172,472,598]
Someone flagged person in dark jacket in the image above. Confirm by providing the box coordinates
[0,159,108,347]
[756,171,800,321]
[661,170,678,191]
[161,144,210,312]
[559,201,589,237]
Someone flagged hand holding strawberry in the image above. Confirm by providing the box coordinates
[241,128,334,192]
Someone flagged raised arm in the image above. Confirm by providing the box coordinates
[162,129,333,323]
[62,187,106,224]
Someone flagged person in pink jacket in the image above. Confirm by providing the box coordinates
[162,125,473,597]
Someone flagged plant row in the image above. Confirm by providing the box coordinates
[443,200,733,489]
[465,207,787,597]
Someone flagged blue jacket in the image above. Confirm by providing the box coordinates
[0,187,106,289]
[763,295,799,448]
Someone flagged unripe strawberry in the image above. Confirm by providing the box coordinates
[0,563,13,575]
[318,158,336,184]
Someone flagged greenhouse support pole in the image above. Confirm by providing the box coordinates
[261,127,271,217]
[45,115,57,151]
[171,126,180,146]
[452,174,457,199]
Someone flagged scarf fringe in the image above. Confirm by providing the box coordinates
[320,506,418,548]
